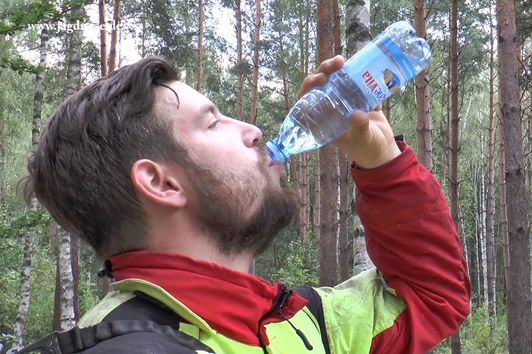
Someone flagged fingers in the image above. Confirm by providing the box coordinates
[315,55,344,75]
[297,55,345,98]
[297,73,328,98]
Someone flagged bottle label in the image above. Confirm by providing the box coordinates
[343,34,410,108]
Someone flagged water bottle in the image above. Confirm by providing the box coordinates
[265,21,431,162]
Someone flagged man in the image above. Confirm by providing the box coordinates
[23,55,470,353]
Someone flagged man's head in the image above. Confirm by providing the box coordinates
[24,57,296,259]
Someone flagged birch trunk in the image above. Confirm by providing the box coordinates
[59,228,75,330]
[346,0,373,275]
[57,5,84,328]
[496,0,532,350]
[12,229,35,350]
[71,234,80,321]
[11,28,49,350]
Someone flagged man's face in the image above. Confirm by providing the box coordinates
[156,82,297,256]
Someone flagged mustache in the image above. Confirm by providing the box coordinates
[255,143,271,165]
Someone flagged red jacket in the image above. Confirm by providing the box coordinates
[353,141,471,353]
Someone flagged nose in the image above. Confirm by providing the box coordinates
[230,117,263,147]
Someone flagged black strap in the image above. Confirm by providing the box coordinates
[18,320,216,353]
[294,286,331,354]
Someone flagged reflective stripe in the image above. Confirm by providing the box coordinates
[78,291,134,328]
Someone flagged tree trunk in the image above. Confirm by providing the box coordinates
[11,28,49,351]
[98,0,108,76]
[196,0,204,92]
[314,151,321,244]
[498,117,510,290]
[496,1,532,351]
[414,0,432,171]
[346,0,373,276]
[338,154,350,281]
[317,0,339,287]
[528,85,532,220]
[141,10,146,58]
[57,5,84,328]
[51,222,61,331]
[474,163,486,305]
[332,0,349,282]
[249,0,261,124]
[59,228,75,330]
[299,152,310,242]
[53,255,61,330]
[108,0,121,73]
[235,0,244,120]
[297,4,311,244]
[449,0,462,352]
[12,231,35,350]
[485,1,497,318]
[71,235,80,321]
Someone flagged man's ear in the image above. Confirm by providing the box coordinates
[130,159,187,208]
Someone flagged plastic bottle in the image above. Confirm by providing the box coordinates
[265,21,431,162]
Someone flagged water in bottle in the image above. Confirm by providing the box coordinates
[265,21,431,162]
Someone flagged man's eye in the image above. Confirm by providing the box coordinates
[208,120,219,129]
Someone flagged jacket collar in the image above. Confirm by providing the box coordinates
[109,251,308,346]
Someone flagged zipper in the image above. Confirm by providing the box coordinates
[257,285,313,352]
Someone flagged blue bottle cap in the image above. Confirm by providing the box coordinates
[265,141,288,162]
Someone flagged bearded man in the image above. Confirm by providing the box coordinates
[22,55,470,354]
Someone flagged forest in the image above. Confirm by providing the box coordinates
[0,0,531,353]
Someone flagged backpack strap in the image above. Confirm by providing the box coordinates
[18,291,216,354]
[18,320,216,353]
[293,286,331,354]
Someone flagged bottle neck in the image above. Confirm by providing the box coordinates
[265,141,288,162]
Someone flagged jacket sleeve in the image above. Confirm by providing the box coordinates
[355,142,471,353]
[314,142,470,354]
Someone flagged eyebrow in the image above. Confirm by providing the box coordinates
[199,103,217,117]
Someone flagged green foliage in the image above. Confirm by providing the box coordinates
[23,243,56,343]
[0,0,61,36]
[0,55,41,75]
[0,216,50,346]
[433,305,508,354]
[0,208,50,238]
[256,225,319,287]
[0,0,89,36]
[0,0,529,349]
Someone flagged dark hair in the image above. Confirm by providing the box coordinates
[22,57,187,258]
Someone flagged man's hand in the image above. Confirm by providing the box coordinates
[298,55,401,169]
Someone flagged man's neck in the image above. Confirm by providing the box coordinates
[146,226,255,273]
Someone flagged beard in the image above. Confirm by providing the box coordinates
[186,150,297,257]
